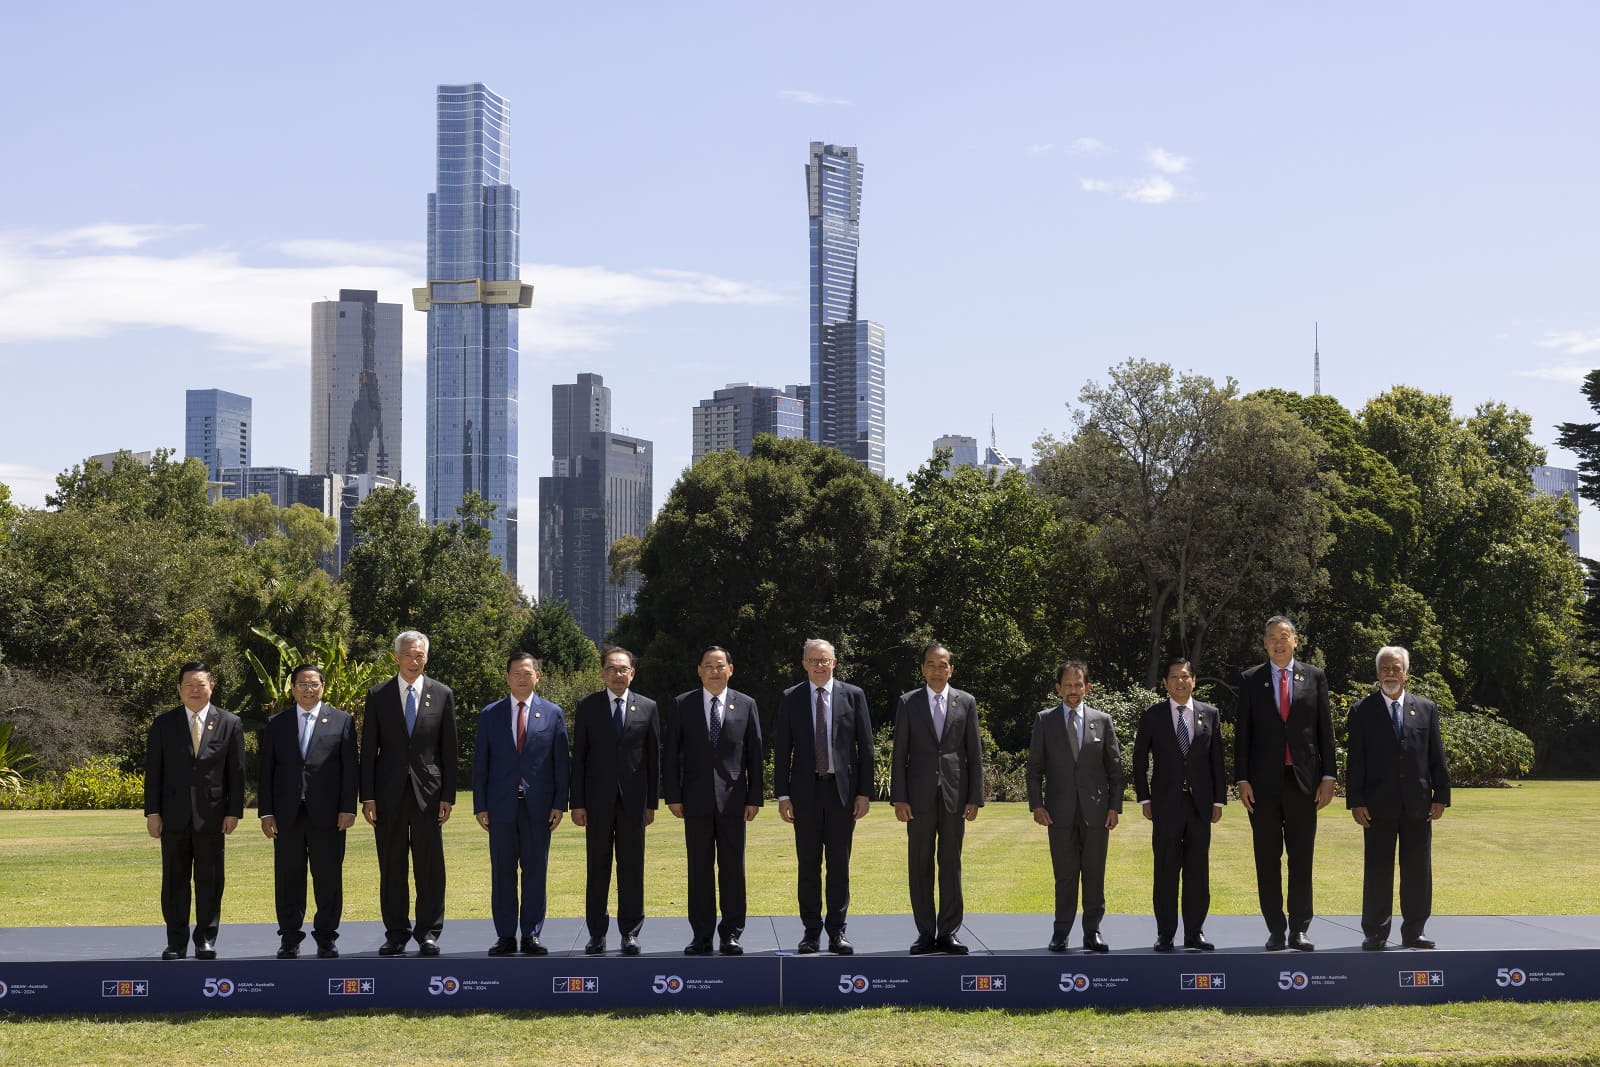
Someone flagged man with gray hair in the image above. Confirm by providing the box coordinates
[361,630,458,956]
[1346,645,1450,950]
[773,639,875,954]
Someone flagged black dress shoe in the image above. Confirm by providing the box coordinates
[828,935,854,956]
[1403,935,1436,949]
[1183,933,1214,951]
[719,937,743,956]
[1048,934,1068,952]
[378,939,408,957]
[909,937,936,955]
[522,937,548,956]
[161,948,185,961]
[1362,935,1387,951]
[1083,931,1110,953]
[585,936,606,956]
[1288,931,1315,952]
[195,943,217,961]
[797,936,820,954]
[276,941,299,960]
[684,941,713,956]
[1265,931,1288,951]
[621,935,641,956]
[317,944,339,959]
[1153,936,1175,952]
[938,935,969,955]
[487,937,517,957]
[418,938,441,957]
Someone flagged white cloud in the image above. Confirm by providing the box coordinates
[1518,363,1592,384]
[778,89,850,106]
[1070,138,1108,154]
[36,223,199,250]
[1079,178,1115,193]
[0,226,783,369]
[1537,329,1600,356]
[1124,176,1177,204]
[1028,143,1056,155]
[1146,147,1189,174]
[0,461,58,508]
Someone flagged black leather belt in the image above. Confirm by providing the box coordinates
[815,773,835,781]
[516,788,526,799]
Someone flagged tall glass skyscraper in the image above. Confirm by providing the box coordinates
[310,289,401,482]
[184,388,251,480]
[807,142,885,476]
[413,83,532,574]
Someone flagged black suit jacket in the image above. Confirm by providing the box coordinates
[889,687,984,814]
[663,688,763,816]
[360,676,458,811]
[259,703,358,827]
[1133,699,1225,820]
[1346,691,1450,819]
[144,705,245,831]
[773,679,875,808]
[570,689,660,817]
[1233,660,1336,795]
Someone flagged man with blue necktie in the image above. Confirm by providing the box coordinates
[259,663,357,959]
[361,630,457,957]
[473,652,569,956]
[1346,645,1450,950]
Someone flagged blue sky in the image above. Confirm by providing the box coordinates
[3,1,1599,593]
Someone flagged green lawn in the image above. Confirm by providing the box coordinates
[2,781,1598,1066]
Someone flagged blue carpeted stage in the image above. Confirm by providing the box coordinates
[2,913,1596,1014]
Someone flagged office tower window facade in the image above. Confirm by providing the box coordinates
[311,289,402,483]
[1531,465,1582,553]
[539,374,653,645]
[690,383,805,462]
[185,389,251,481]
[807,142,885,476]
[219,465,300,507]
[415,83,533,575]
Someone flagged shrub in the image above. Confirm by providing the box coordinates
[0,756,145,810]
[1440,708,1534,786]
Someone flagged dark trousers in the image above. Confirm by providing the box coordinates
[684,808,747,944]
[906,802,966,941]
[1361,815,1433,941]
[273,806,346,945]
[159,821,225,950]
[793,777,856,937]
[373,799,446,943]
[584,803,648,939]
[1047,815,1110,937]
[488,805,552,939]
[1248,766,1318,934]
[1151,806,1212,939]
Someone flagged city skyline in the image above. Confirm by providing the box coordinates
[310,289,402,482]
[3,3,1600,595]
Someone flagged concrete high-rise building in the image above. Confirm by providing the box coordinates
[219,465,300,507]
[539,374,653,645]
[807,142,886,476]
[311,289,402,482]
[932,434,981,470]
[184,389,251,480]
[413,83,533,575]
[690,383,805,462]
[1531,465,1581,553]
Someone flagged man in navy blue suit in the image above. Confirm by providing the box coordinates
[472,652,569,956]
[259,663,358,959]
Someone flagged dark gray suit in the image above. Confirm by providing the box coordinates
[889,686,983,942]
[570,688,660,940]
[773,678,875,939]
[1346,690,1450,941]
[1026,703,1123,939]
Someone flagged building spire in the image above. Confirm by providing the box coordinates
[1313,322,1321,396]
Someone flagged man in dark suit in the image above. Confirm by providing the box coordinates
[1347,645,1450,950]
[1133,657,1225,952]
[1234,615,1337,951]
[570,645,659,956]
[890,642,984,955]
[361,630,457,957]
[472,652,568,956]
[663,645,763,956]
[143,661,244,961]
[259,663,358,959]
[1026,659,1123,953]
[774,638,875,955]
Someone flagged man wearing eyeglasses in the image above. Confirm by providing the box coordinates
[258,663,358,959]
